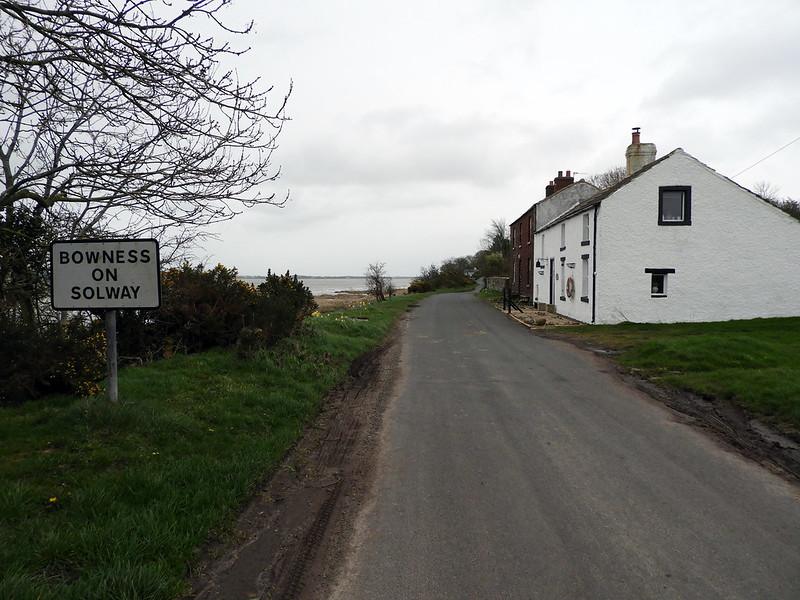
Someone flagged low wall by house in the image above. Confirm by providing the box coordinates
[485,277,509,291]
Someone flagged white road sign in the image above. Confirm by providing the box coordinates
[51,239,161,309]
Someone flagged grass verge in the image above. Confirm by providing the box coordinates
[476,288,502,302]
[559,317,800,432]
[0,293,425,600]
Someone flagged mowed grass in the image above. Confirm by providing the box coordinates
[0,293,425,600]
[563,317,800,431]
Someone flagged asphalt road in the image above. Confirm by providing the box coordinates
[332,292,800,600]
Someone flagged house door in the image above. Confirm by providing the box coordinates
[549,258,555,304]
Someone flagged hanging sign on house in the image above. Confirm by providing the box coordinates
[50,239,161,309]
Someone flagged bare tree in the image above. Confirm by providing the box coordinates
[365,262,387,302]
[0,0,290,322]
[754,181,800,221]
[481,218,510,257]
[588,166,627,190]
[0,0,289,240]
[753,181,781,202]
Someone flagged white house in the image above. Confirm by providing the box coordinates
[532,129,800,324]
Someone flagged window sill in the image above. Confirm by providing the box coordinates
[580,296,589,303]
[560,295,566,301]
[581,240,590,246]
[651,294,667,298]
[658,220,691,226]
[560,246,566,251]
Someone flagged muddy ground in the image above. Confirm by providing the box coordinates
[187,314,408,600]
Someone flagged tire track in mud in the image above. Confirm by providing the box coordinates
[188,320,405,600]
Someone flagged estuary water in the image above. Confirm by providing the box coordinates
[239,276,415,296]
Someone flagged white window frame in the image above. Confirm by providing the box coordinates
[582,213,590,243]
[581,257,589,299]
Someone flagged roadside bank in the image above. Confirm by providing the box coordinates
[0,293,425,599]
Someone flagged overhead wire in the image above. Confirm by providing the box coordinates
[732,134,800,178]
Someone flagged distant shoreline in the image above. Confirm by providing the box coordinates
[239,275,416,279]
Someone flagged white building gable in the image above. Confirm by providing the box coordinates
[533,148,800,324]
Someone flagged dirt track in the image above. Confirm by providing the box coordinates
[188,316,406,600]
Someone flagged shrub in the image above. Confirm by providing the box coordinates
[158,263,257,353]
[0,314,105,404]
[413,257,475,291]
[251,270,317,345]
[408,279,432,293]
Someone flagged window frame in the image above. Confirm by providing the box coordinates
[658,186,692,226]
[645,267,675,298]
[581,213,590,245]
[580,254,589,302]
[560,223,566,251]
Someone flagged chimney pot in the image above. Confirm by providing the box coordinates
[625,127,656,176]
[566,170,571,177]
[558,170,563,177]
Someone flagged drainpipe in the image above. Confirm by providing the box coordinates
[591,204,598,323]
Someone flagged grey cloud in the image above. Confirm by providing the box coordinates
[647,28,800,108]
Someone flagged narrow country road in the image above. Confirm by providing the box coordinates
[331,292,800,600]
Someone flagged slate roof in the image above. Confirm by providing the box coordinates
[509,180,598,227]
[536,148,682,231]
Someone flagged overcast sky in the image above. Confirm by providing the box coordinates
[201,0,800,277]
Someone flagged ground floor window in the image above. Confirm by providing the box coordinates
[581,255,589,301]
[560,259,566,300]
[651,273,666,296]
[645,267,675,298]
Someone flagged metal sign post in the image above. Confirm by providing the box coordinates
[50,239,161,402]
[105,309,119,402]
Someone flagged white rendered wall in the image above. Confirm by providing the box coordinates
[534,208,595,323]
[595,150,800,324]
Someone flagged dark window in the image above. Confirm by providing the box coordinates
[658,186,691,225]
[651,273,665,295]
[645,268,674,297]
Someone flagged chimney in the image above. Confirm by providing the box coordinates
[553,169,574,192]
[545,170,574,196]
[625,126,657,175]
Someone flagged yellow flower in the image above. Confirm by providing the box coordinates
[49,497,58,503]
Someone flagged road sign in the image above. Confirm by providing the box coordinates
[50,239,161,310]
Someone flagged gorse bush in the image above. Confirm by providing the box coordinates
[251,270,317,344]
[0,313,105,404]
[0,263,317,403]
[158,263,256,353]
[120,264,316,357]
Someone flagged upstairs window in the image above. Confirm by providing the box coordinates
[582,213,590,245]
[560,223,566,250]
[659,186,692,226]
